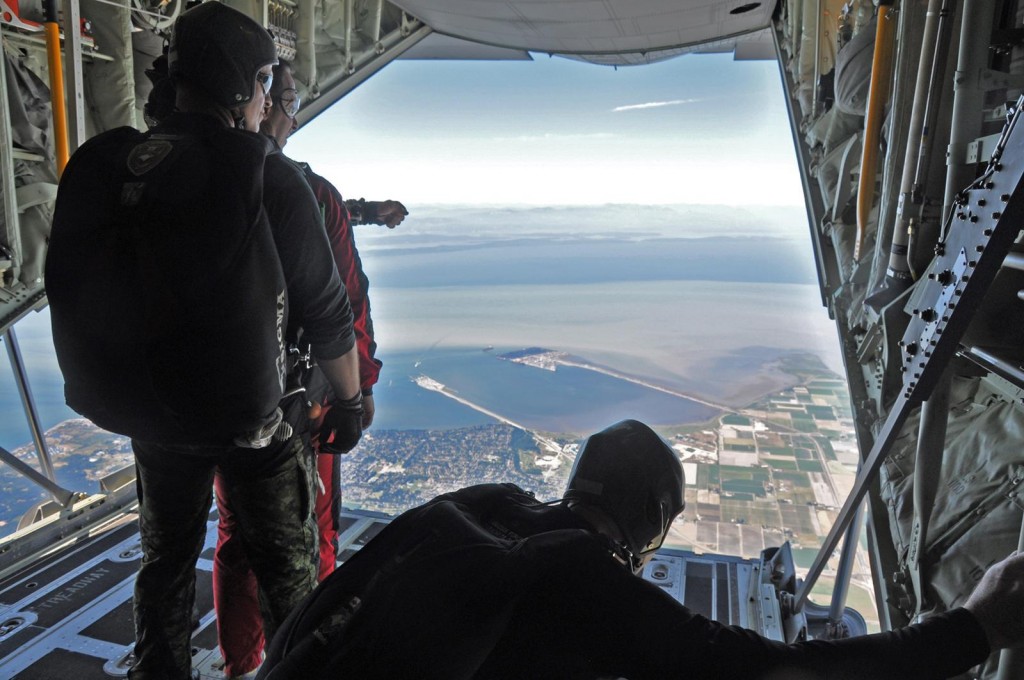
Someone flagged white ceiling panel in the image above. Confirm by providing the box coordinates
[389,0,775,64]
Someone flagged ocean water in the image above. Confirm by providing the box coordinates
[0,281,837,451]
[365,279,841,399]
[0,223,842,449]
[370,347,721,433]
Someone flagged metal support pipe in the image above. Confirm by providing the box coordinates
[795,391,918,613]
[941,0,993,221]
[827,496,865,630]
[811,0,822,119]
[907,368,951,615]
[911,0,956,202]
[855,1,899,261]
[1004,251,1024,271]
[906,0,957,277]
[297,0,318,97]
[887,0,945,285]
[41,0,69,175]
[960,345,1024,388]
[0,24,23,284]
[0,446,75,507]
[4,328,59,487]
[344,0,354,73]
[370,0,383,43]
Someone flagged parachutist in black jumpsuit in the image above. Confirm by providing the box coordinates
[258,483,990,680]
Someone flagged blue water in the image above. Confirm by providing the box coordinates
[0,280,837,450]
[1,329,719,451]
[0,225,837,448]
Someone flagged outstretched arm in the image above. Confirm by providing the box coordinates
[347,198,409,228]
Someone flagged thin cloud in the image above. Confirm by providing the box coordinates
[612,98,700,112]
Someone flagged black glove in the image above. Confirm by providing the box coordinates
[318,393,364,454]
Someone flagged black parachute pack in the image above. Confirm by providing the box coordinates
[46,118,289,446]
[258,483,590,680]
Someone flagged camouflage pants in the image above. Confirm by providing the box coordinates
[128,434,319,680]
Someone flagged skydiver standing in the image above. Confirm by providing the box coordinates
[212,58,407,679]
[47,4,365,679]
[263,59,406,579]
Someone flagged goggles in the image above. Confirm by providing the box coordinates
[255,70,274,95]
[275,89,301,118]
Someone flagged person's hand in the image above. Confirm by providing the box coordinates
[317,393,363,454]
[370,200,408,229]
[963,551,1024,649]
[361,393,375,429]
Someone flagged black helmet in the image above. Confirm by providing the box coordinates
[168,2,278,109]
[566,420,685,567]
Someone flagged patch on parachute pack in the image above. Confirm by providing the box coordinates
[127,140,174,177]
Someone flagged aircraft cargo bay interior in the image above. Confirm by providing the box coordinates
[2,0,1024,678]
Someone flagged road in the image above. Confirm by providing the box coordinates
[413,375,563,455]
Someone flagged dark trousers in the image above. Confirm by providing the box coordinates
[128,434,319,680]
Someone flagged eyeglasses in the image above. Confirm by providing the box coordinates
[255,70,274,95]
[275,90,301,118]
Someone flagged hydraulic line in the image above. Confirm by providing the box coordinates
[855,1,899,262]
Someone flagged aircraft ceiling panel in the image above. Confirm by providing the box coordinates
[390,0,775,64]
[400,33,533,61]
[732,30,776,60]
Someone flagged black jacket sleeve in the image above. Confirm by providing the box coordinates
[504,532,991,680]
[263,151,354,360]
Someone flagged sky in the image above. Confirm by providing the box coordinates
[286,51,806,207]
